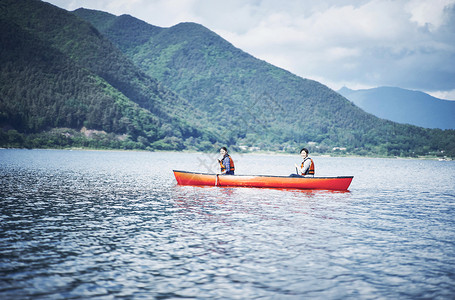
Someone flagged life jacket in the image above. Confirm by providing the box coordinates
[301,157,315,175]
[219,154,235,172]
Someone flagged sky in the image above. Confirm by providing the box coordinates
[44,0,455,100]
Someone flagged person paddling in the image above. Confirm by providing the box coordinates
[294,147,315,177]
[217,147,235,175]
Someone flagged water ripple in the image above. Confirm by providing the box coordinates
[1,150,454,299]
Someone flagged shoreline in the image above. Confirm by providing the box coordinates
[0,147,452,161]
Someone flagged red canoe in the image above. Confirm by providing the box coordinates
[173,170,353,191]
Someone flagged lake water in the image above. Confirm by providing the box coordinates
[1,149,454,299]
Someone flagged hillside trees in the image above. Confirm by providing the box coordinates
[1,0,220,150]
[1,1,454,157]
[88,15,454,158]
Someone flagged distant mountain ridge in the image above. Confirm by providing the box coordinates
[338,87,455,130]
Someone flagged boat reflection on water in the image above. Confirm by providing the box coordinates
[171,182,352,224]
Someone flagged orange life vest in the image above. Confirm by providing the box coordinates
[301,157,315,175]
[219,155,235,172]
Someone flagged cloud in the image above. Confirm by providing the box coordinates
[407,0,455,30]
[220,1,455,92]
[45,0,455,98]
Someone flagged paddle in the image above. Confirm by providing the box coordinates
[215,174,219,186]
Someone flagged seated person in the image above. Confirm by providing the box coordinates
[291,147,315,177]
[218,147,235,175]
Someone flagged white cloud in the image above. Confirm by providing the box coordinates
[406,0,455,30]
[427,89,455,100]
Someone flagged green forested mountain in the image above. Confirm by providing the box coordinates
[1,0,454,158]
[0,0,216,150]
[74,8,455,158]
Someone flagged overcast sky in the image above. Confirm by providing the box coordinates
[45,0,455,99]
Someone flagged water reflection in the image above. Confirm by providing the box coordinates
[170,184,354,236]
[1,150,454,299]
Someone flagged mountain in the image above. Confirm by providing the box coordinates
[0,0,215,150]
[74,8,455,158]
[338,87,455,130]
[1,1,454,158]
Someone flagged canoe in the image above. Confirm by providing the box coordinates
[173,170,353,191]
